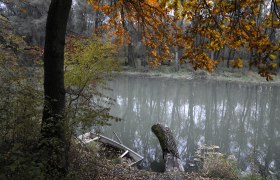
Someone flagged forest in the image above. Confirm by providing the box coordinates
[0,0,280,179]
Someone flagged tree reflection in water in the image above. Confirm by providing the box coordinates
[100,75,280,174]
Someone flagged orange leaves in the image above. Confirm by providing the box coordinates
[240,0,251,7]
[85,0,279,79]
[93,4,111,15]
[188,52,218,72]
[145,0,160,8]
[150,49,157,57]
[231,58,244,69]
[208,40,222,51]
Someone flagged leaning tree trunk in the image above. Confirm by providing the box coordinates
[152,124,184,172]
[40,0,72,178]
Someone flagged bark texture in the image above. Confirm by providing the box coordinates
[152,124,184,172]
[40,0,72,178]
[127,43,136,67]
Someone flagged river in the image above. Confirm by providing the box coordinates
[98,75,280,174]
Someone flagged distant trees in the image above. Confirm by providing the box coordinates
[0,0,96,46]
[91,0,280,78]
[3,0,279,76]
[0,0,51,46]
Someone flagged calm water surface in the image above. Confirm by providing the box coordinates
[99,75,280,173]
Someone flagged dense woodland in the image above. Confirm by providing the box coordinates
[2,0,280,74]
[1,0,280,179]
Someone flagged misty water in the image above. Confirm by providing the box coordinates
[99,75,280,173]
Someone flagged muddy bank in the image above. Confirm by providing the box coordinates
[70,141,209,180]
[113,67,280,86]
[71,139,241,180]
[96,159,204,180]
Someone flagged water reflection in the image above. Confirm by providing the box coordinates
[100,75,280,174]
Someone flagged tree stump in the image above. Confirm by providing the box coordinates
[151,124,184,172]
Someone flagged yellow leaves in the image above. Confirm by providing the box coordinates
[65,36,119,87]
[269,54,277,60]
[182,0,197,11]
[148,59,161,67]
[271,63,278,69]
[231,58,244,69]
[272,20,280,28]
[213,8,220,15]
[240,0,251,7]
[229,40,242,49]
[189,52,218,72]
[151,49,157,57]
[161,43,170,55]
[241,31,249,40]
[206,0,214,6]
[92,4,111,15]
[244,24,251,31]
[159,0,168,8]
[208,40,222,51]
[146,39,158,49]
[259,36,270,46]
[253,6,260,15]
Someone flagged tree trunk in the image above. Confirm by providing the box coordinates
[227,49,235,68]
[174,46,180,71]
[120,7,136,68]
[40,0,72,178]
[152,124,184,172]
[127,43,136,68]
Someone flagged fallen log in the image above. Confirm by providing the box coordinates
[151,124,184,172]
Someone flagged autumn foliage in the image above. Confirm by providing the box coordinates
[87,0,280,80]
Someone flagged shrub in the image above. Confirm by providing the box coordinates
[0,32,121,178]
[64,35,121,133]
[66,141,99,180]
[0,16,44,178]
[202,155,239,179]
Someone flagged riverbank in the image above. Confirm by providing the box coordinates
[96,159,204,180]
[114,65,280,85]
[72,138,267,180]
[70,141,221,180]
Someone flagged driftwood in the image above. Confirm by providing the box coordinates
[151,124,184,172]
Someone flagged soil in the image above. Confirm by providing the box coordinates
[96,158,207,180]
